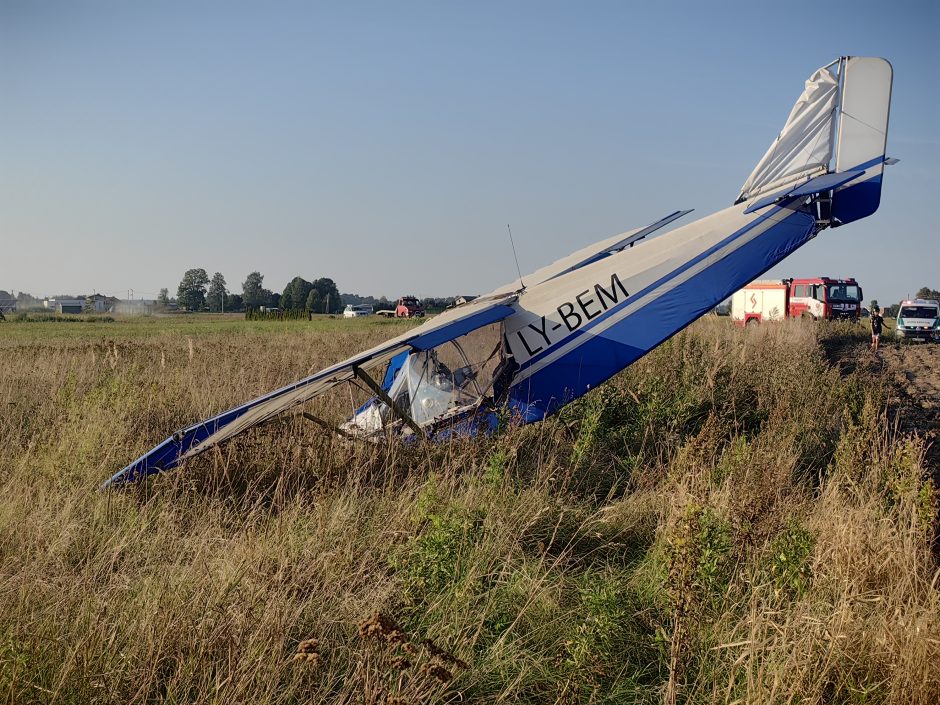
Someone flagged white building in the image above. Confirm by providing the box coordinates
[44,298,85,314]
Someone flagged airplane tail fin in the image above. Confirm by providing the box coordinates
[736,57,893,226]
[830,57,894,225]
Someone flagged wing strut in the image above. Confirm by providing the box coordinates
[353,365,426,439]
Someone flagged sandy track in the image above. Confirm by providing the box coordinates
[833,339,940,477]
[878,343,940,470]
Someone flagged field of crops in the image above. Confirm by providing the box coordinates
[0,315,937,704]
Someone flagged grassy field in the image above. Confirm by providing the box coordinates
[0,315,937,704]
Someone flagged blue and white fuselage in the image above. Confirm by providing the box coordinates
[103,56,894,488]
[502,203,819,422]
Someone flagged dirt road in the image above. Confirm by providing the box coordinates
[877,343,940,470]
[833,339,940,476]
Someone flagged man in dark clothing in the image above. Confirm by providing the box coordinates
[870,306,885,351]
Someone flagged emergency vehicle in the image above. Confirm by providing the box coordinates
[395,296,425,318]
[731,277,863,325]
[895,299,940,342]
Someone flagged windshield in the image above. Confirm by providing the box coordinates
[344,323,506,435]
[900,305,939,319]
[826,284,860,301]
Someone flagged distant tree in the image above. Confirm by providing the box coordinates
[177,268,210,311]
[305,288,320,312]
[267,290,281,308]
[280,276,315,310]
[884,303,900,318]
[14,292,30,309]
[311,277,342,313]
[242,271,266,308]
[341,292,388,306]
[207,272,228,312]
[295,281,315,310]
[421,297,457,312]
[157,288,170,306]
[15,292,43,310]
[225,293,244,311]
[915,286,940,301]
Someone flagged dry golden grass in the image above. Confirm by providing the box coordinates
[0,315,937,704]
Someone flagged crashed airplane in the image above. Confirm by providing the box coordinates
[104,56,894,488]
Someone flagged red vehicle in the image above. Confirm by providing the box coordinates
[395,296,425,318]
[731,277,863,325]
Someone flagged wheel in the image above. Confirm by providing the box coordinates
[745,317,759,327]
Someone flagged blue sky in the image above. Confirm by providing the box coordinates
[2,0,937,305]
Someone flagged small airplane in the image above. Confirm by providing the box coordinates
[104,56,895,488]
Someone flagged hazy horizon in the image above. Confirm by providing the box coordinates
[2,1,937,306]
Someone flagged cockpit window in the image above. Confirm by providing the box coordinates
[344,322,506,435]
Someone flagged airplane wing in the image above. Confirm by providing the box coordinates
[494,210,694,292]
[103,293,518,488]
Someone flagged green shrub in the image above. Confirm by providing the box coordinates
[766,521,815,598]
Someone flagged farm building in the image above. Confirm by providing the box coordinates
[0,290,15,314]
[115,299,156,315]
[44,298,85,314]
[86,294,120,313]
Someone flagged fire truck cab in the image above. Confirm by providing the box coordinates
[395,296,425,318]
[787,277,863,321]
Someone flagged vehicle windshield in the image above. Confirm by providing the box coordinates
[827,284,860,301]
[900,305,939,319]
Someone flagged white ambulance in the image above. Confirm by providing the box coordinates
[894,299,940,342]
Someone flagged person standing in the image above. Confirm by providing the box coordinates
[870,306,885,351]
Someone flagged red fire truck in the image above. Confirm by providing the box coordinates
[731,277,863,326]
[395,296,425,318]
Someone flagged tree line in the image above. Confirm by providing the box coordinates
[170,269,466,314]
[172,270,343,314]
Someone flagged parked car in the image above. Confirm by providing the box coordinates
[343,304,373,319]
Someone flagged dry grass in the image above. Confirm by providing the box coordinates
[0,315,937,704]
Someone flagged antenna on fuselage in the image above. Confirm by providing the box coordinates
[507,224,525,290]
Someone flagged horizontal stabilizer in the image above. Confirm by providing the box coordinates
[743,171,863,214]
